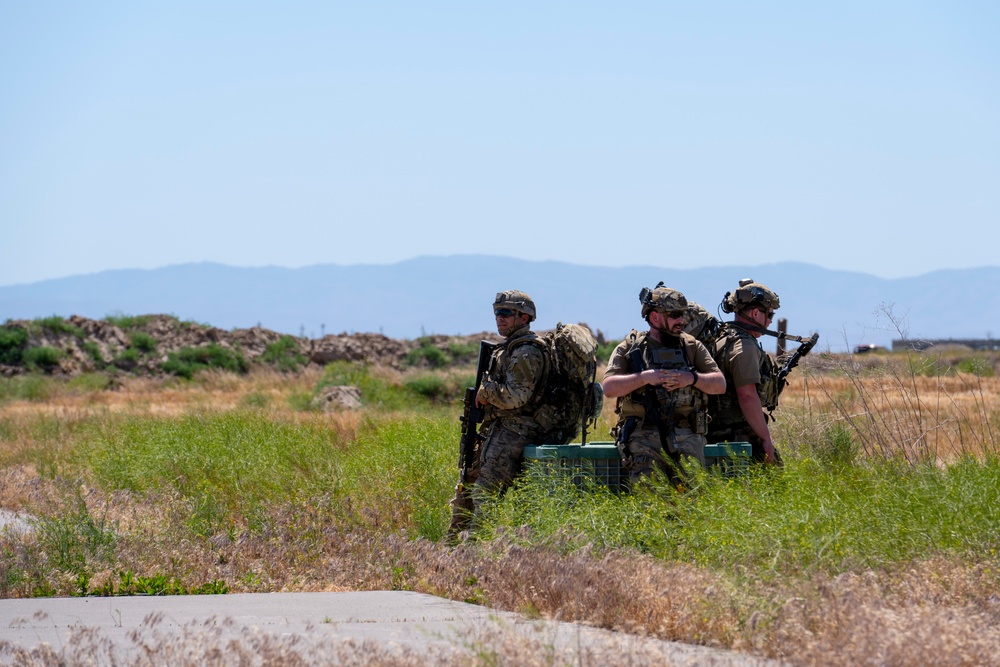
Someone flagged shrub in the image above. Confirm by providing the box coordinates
[958,357,994,377]
[23,346,63,372]
[128,331,158,353]
[0,325,28,364]
[260,336,308,373]
[597,340,620,363]
[404,339,449,369]
[404,374,450,401]
[446,340,479,363]
[162,344,249,379]
[112,348,140,371]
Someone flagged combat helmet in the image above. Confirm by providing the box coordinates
[494,290,536,321]
[721,278,780,314]
[639,282,688,319]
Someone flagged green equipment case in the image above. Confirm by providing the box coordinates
[523,441,752,492]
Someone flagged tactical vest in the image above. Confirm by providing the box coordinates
[615,330,707,429]
[484,331,551,424]
[710,323,779,428]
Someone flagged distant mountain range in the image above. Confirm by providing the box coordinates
[2,256,998,353]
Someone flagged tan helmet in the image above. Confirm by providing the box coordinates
[639,282,688,318]
[721,278,780,314]
[494,290,536,321]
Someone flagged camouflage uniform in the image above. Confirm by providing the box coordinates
[474,326,547,492]
[707,322,780,463]
[605,330,720,483]
[448,291,548,538]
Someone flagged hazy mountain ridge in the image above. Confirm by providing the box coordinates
[2,256,998,352]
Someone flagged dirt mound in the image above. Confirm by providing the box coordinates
[0,315,504,377]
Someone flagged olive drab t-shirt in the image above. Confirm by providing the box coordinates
[721,328,764,389]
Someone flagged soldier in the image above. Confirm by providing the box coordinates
[448,290,549,538]
[706,279,782,464]
[602,283,726,485]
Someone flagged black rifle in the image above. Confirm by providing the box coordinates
[775,332,819,395]
[457,341,498,487]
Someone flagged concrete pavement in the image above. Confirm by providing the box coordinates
[0,590,787,665]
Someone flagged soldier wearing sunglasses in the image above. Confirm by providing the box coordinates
[707,279,783,465]
[448,290,550,538]
[602,283,726,486]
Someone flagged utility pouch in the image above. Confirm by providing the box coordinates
[693,410,708,435]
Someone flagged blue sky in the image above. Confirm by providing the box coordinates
[2,2,998,286]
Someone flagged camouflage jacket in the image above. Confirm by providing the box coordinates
[479,326,547,436]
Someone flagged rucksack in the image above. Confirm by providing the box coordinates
[517,323,603,445]
[683,301,722,350]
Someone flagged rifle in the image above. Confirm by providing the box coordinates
[775,332,819,395]
[457,340,498,486]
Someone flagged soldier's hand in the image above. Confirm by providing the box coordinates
[763,440,776,464]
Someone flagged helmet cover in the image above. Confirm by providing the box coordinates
[494,290,536,321]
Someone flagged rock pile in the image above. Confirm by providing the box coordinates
[0,314,503,377]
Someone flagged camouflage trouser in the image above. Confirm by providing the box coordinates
[621,424,706,485]
[447,421,536,538]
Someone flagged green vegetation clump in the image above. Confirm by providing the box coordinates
[128,331,158,353]
[958,357,994,377]
[31,316,84,338]
[23,346,64,372]
[162,344,248,378]
[404,338,449,368]
[112,347,140,371]
[105,314,153,330]
[81,340,105,366]
[260,335,308,372]
[596,339,620,363]
[0,325,28,365]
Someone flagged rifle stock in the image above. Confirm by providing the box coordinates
[457,341,498,484]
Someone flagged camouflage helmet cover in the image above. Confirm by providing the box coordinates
[640,282,688,318]
[721,278,780,314]
[494,290,536,321]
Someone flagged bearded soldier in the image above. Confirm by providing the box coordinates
[706,279,783,465]
[448,290,549,538]
[602,284,726,485]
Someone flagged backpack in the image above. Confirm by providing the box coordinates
[683,301,722,350]
[517,323,603,444]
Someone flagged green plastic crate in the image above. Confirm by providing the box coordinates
[523,442,626,492]
[703,442,753,478]
[523,441,752,491]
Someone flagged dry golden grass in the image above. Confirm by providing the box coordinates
[776,359,1000,462]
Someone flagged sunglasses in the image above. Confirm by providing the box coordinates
[761,310,775,320]
[494,308,518,317]
[664,310,687,319]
